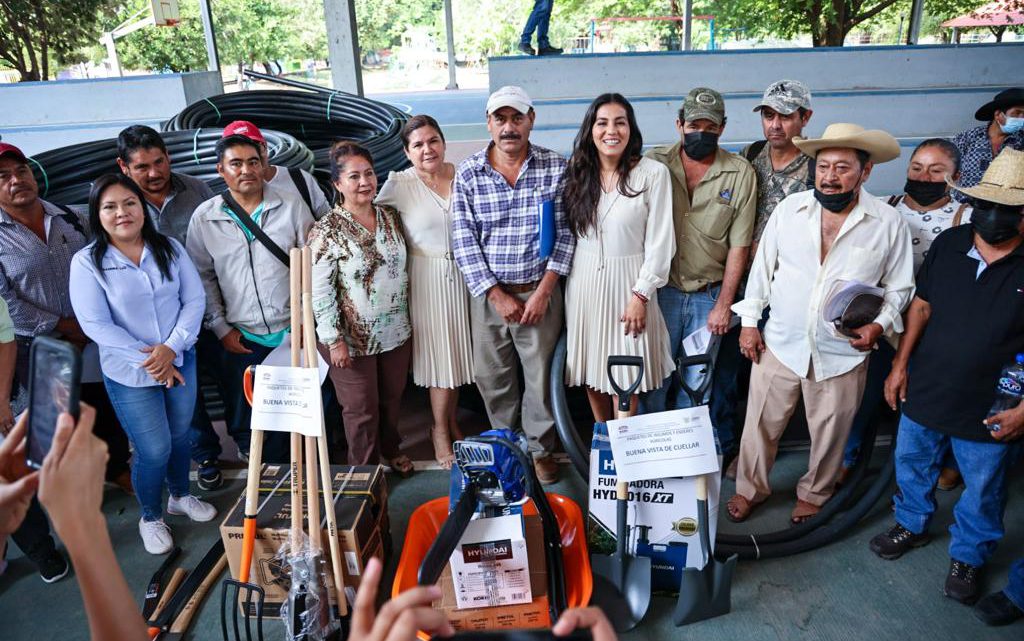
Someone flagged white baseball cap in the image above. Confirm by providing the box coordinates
[486,85,533,115]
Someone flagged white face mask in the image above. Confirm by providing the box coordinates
[1000,116,1024,135]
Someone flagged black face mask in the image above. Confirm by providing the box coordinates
[813,188,857,213]
[903,179,948,207]
[683,131,719,160]
[972,203,1024,245]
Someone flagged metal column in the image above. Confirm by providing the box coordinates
[683,0,693,51]
[443,0,458,90]
[906,0,925,45]
[322,0,364,96]
[198,0,221,73]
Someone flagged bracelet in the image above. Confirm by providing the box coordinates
[632,290,648,305]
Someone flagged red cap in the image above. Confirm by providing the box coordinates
[0,143,28,163]
[222,120,266,144]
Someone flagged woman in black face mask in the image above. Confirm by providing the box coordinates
[889,139,972,272]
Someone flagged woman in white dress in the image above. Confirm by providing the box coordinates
[562,94,675,421]
[376,115,474,468]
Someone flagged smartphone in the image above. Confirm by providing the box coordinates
[25,336,81,469]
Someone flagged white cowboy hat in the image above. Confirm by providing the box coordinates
[793,123,901,164]
[948,148,1024,206]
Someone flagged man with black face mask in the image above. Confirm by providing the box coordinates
[727,123,914,525]
[642,88,757,455]
[870,148,1024,615]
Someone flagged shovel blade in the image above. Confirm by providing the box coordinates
[590,553,652,632]
[673,554,738,626]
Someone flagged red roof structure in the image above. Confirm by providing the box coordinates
[941,0,1024,28]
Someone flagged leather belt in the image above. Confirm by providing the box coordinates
[691,280,723,293]
[503,280,541,294]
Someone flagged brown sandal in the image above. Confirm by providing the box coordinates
[387,455,415,478]
[726,494,761,523]
[791,499,821,524]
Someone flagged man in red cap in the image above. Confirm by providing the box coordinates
[0,142,130,583]
[221,120,330,219]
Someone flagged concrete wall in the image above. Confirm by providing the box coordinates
[0,71,223,155]
[489,43,1024,194]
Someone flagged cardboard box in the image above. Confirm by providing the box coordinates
[220,464,388,617]
[433,514,551,631]
[588,422,720,594]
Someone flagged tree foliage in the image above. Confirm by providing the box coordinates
[0,0,108,81]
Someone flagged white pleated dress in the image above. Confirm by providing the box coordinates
[565,157,676,395]
[376,167,475,388]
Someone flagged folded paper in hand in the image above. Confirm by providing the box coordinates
[822,280,884,338]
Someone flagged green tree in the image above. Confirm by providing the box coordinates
[0,0,109,81]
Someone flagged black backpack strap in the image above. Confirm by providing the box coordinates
[887,194,902,207]
[51,202,87,238]
[288,167,314,217]
[220,192,290,267]
[744,140,768,163]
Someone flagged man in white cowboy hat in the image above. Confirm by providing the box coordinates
[869,148,1024,615]
[726,123,915,525]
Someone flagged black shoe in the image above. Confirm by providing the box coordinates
[869,523,931,560]
[197,459,223,491]
[974,591,1024,626]
[35,549,69,584]
[944,559,982,604]
[517,42,535,56]
[538,46,564,55]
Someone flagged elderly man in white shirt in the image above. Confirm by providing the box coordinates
[726,124,915,524]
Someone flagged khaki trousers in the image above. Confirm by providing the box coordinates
[469,283,563,457]
[735,347,868,506]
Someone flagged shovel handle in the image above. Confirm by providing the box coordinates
[695,473,708,502]
[616,481,629,558]
[608,355,644,412]
[242,365,256,406]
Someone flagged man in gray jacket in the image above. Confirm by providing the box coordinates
[186,134,314,463]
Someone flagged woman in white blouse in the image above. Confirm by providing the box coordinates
[562,94,675,421]
[376,116,473,468]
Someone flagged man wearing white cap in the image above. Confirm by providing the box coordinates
[870,148,1024,612]
[727,124,914,524]
[451,85,575,484]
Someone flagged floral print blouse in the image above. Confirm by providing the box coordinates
[309,203,410,356]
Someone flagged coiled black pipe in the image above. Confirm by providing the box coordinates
[29,128,314,205]
[162,80,409,179]
[550,331,896,560]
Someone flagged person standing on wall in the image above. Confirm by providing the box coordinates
[562,93,675,421]
[376,116,474,469]
[69,174,216,555]
[518,0,563,56]
[452,86,575,485]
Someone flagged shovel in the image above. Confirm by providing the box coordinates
[673,473,737,625]
[589,355,651,632]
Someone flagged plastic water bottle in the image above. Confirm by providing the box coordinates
[987,353,1024,431]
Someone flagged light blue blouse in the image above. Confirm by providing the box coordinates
[69,238,204,388]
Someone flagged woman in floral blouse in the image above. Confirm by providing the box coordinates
[309,141,414,475]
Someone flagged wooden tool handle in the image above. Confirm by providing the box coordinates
[695,473,708,502]
[151,567,187,622]
[289,247,304,544]
[167,556,227,634]
[300,246,322,551]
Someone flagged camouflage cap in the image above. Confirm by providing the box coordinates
[682,88,725,126]
[754,79,811,115]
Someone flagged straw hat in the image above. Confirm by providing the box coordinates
[793,123,901,164]
[948,148,1024,206]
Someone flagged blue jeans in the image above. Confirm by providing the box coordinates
[643,284,720,411]
[104,349,197,521]
[190,328,232,463]
[842,340,895,467]
[709,324,741,454]
[893,414,1020,567]
[221,336,289,464]
[1006,558,1024,610]
[520,0,553,48]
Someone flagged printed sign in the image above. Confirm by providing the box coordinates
[606,406,719,483]
[449,514,531,610]
[249,365,323,437]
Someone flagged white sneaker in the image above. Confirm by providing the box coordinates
[139,518,174,555]
[167,494,217,522]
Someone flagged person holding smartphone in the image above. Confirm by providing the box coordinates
[69,173,215,555]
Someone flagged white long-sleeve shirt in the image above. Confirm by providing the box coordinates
[732,188,915,381]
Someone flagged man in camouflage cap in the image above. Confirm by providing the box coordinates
[643,88,757,457]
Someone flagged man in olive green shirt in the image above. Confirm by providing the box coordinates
[643,88,757,440]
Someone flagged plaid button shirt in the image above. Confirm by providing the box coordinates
[452,143,574,297]
[0,201,89,337]
[951,124,1024,202]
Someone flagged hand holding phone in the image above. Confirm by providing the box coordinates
[26,337,81,469]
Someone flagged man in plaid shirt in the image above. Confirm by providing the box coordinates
[452,86,575,484]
